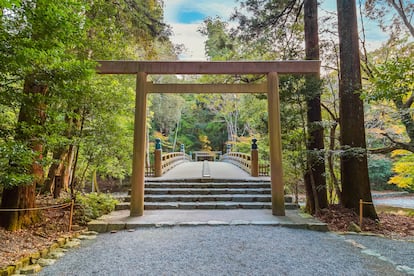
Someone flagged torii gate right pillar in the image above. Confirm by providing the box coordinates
[267,72,285,216]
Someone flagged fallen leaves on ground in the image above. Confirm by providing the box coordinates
[317,204,414,240]
[0,196,84,268]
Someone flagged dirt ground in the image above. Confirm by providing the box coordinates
[316,204,414,239]
[0,196,85,269]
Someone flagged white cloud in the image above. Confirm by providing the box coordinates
[170,23,207,60]
[164,0,237,60]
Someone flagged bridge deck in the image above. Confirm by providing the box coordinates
[147,161,270,181]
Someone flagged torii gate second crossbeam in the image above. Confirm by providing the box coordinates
[97,60,320,217]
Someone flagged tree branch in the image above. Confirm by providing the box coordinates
[321,103,339,122]
[369,132,414,154]
[403,92,414,109]
[389,0,414,37]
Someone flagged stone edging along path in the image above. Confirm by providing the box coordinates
[87,209,329,233]
[0,230,98,276]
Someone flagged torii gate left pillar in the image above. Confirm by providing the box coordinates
[130,72,147,216]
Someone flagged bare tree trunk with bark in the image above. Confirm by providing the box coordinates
[337,0,377,219]
[303,0,328,214]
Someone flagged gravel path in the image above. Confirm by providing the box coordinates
[38,226,408,276]
[343,234,414,274]
[373,196,414,209]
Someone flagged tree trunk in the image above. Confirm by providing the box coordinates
[0,77,47,230]
[328,123,342,204]
[303,0,327,214]
[42,147,69,194]
[337,0,377,219]
[65,144,76,191]
[0,185,38,231]
[43,113,80,194]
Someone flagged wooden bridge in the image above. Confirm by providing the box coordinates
[111,139,291,212]
[146,139,270,178]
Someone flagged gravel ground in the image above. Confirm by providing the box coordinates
[37,226,408,276]
[343,234,414,274]
[373,196,414,209]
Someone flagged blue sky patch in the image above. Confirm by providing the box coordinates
[177,10,206,23]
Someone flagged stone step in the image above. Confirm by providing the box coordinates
[141,188,271,195]
[143,182,271,189]
[144,194,271,202]
[120,194,293,203]
[115,202,299,211]
[145,178,270,183]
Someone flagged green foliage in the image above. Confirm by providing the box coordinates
[0,0,95,188]
[365,53,414,103]
[0,0,174,193]
[363,42,414,153]
[74,192,118,225]
[199,17,235,60]
[75,75,136,182]
[151,93,185,136]
[368,157,393,188]
[0,141,34,187]
[232,0,305,59]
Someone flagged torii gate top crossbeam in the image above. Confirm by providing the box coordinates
[97,60,320,75]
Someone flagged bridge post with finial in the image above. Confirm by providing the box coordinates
[154,138,162,177]
[226,143,231,154]
[251,138,259,177]
[180,144,185,160]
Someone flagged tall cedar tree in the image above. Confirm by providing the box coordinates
[303,0,327,214]
[0,79,47,230]
[337,0,377,219]
[0,1,88,230]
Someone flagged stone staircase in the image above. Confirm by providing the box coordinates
[115,180,298,210]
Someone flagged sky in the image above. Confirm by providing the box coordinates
[164,0,238,60]
[163,0,389,60]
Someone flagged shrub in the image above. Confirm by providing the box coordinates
[74,192,118,225]
[368,157,394,189]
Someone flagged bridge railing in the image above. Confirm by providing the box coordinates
[152,138,192,177]
[259,162,270,177]
[221,152,253,174]
[145,163,155,177]
[160,152,191,175]
[219,139,271,177]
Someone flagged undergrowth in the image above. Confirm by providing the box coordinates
[74,192,118,226]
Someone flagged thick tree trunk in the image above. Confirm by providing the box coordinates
[0,78,47,230]
[303,0,327,214]
[337,0,377,219]
[0,185,38,231]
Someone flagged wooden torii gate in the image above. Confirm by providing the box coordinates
[97,60,320,217]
